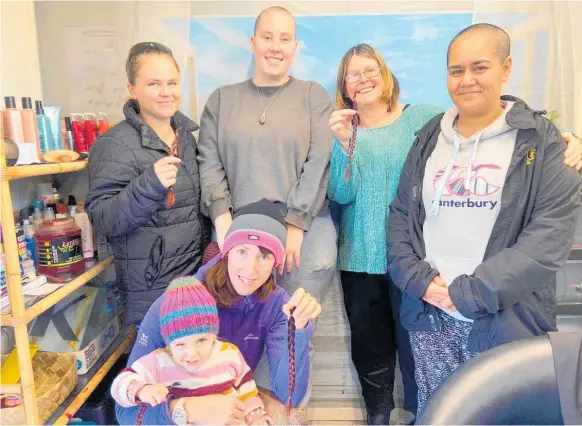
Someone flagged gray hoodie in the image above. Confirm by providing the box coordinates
[422,102,517,321]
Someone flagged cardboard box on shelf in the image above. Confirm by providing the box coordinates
[73,314,121,375]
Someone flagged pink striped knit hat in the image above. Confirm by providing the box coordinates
[160,276,219,345]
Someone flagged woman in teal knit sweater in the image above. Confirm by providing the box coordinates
[328,43,438,425]
[328,43,582,426]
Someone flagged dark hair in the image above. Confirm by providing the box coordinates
[447,23,511,65]
[204,247,276,307]
[125,42,179,85]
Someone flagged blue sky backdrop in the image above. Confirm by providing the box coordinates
[189,13,472,115]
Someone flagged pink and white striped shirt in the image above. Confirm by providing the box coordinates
[111,340,263,412]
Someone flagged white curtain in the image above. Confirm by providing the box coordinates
[473,0,581,132]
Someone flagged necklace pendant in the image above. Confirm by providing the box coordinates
[259,111,266,125]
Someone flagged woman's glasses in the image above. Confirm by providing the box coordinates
[345,67,381,83]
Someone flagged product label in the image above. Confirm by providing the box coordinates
[37,235,83,268]
[16,229,28,262]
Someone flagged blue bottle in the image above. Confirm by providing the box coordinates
[35,100,54,153]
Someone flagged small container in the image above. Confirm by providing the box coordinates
[84,113,99,151]
[23,219,37,267]
[36,218,84,275]
[15,223,29,263]
[71,114,88,154]
[97,112,110,135]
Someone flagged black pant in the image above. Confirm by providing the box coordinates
[341,271,418,421]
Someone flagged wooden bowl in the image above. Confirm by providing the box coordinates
[42,150,80,163]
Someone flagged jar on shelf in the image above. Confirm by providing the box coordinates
[36,218,84,275]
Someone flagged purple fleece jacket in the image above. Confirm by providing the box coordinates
[115,256,313,425]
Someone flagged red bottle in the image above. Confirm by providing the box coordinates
[36,218,84,275]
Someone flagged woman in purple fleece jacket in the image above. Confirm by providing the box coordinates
[115,199,321,425]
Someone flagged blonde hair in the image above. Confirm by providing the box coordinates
[335,43,400,112]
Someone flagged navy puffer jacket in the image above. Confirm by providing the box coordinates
[86,100,210,325]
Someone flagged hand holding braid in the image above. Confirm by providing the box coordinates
[344,92,359,181]
[282,288,322,330]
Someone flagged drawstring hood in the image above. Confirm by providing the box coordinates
[430,101,515,216]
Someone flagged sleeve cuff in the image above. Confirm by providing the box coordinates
[285,210,313,232]
[409,265,439,300]
[164,395,177,425]
[209,198,233,222]
[449,276,480,319]
[142,165,168,202]
[295,321,313,339]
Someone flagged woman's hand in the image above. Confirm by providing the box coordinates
[153,156,181,189]
[422,275,456,312]
[328,109,357,150]
[562,131,582,171]
[278,224,304,275]
[283,288,323,329]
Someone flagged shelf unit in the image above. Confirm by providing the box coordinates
[0,126,130,424]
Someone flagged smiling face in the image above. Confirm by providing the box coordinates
[344,54,386,108]
[447,33,512,118]
[169,333,216,372]
[227,244,275,296]
[127,53,181,123]
[251,9,297,84]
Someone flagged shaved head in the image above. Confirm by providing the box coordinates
[254,6,296,36]
[448,23,510,64]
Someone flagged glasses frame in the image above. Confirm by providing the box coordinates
[345,66,381,83]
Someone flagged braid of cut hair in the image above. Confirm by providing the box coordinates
[286,306,297,417]
[344,94,359,181]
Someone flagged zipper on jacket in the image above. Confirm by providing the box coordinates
[429,314,437,331]
[244,296,251,314]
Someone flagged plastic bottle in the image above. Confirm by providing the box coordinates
[32,207,43,232]
[73,203,94,259]
[36,218,84,275]
[44,207,55,221]
[35,100,55,154]
[23,220,37,268]
[67,195,78,217]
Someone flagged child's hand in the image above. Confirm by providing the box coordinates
[137,384,169,406]
[249,414,273,425]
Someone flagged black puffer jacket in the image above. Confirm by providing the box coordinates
[86,100,210,325]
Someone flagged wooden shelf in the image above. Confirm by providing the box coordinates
[46,325,136,425]
[1,257,114,327]
[2,161,87,181]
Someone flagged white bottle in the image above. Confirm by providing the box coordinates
[73,204,94,259]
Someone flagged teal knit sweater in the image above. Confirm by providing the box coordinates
[328,103,446,274]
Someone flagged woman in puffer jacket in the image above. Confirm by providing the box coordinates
[86,42,210,325]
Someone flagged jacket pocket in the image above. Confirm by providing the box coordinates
[145,235,165,289]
